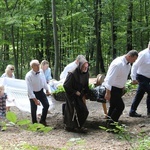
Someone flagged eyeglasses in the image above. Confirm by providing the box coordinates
[11,68,14,70]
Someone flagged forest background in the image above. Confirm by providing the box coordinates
[0,0,149,80]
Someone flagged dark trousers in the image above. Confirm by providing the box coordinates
[130,74,150,114]
[30,89,49,124]
[108,86,125,122]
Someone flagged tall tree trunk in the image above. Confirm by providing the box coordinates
[52,0,59,80]
[127,0,133,51]
[145,0,149,45]
[45,14,51,62]
[4,0,19,77]
[94,0,105,74]
[3,33,9,61]
[11,25,19,78]
[111,0,117,59]
[139,0,143,49]
[40,19,44,60]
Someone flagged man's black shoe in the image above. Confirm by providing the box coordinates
[39,120,48,126]
[129,112,141,117]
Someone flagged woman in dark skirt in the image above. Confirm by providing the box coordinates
[63,58,89,133]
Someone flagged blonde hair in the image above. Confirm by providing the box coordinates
[40,60,49,69]
[5,65,15,77]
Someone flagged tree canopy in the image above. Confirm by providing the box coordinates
[0,0,149,79]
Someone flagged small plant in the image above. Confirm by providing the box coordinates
[99,121,134,149]
[52,85,65,94]
[89,83,95,89]
[100,122,127,134]
[2,111,53,133]
[52,85,66,101]
[16,142,39,150]
[61,138,86,150]
[132,136,150,150]
[52,84,94,95]
[125,80,137,93]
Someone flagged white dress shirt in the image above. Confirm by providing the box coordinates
[103,56,131,91]
[131,48,150,80]
[25,70,49,99]
[60,61,78,80]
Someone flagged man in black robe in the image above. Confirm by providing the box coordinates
[63,58,89,133]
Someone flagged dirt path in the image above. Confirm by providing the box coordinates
[0,92,149,150]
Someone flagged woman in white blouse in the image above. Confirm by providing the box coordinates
[1,64,15,111]
[1,65,15,78]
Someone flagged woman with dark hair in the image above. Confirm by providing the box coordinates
[63,58,89,133]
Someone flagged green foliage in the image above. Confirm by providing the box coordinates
[5,111,53,133]
[0,0,149,78]
[100,122,150,149]
[52,85,65,94]
[6,111,17,123]
[133,137,150,150]
[17,119,31,126]
[15,142,39,150]
[52,84,94,95]
[99,122,128,134]
[61,138,86,150]
[0,120,7,131]
[99,122,134,149]
[125,80,138,93]
[89,83,95,89]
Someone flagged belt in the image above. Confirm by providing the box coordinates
[112,86,123,91]
[33,88,43,93]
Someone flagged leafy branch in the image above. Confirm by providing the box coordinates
[0,111,53,133]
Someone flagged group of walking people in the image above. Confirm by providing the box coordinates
[0,41,150,133]
[103,41,150,130]
[62,42,150,133]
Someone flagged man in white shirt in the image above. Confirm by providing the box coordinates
[103,50,138,128]
[129,42,150,118]
[25,60,51,126]
[60,55,85,81]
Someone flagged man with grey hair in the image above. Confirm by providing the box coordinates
[25,59,51,126]
[60,55,85,81]
[129,41,150,118]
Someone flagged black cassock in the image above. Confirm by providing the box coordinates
[63,67,89,129]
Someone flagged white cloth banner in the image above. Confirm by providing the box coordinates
[0,77,54,114]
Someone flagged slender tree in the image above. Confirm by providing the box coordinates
[52,0,59,80]
[94,0,105,74]
[111,0,117,59]
[126,0,133,51]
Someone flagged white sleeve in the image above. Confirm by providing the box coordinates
[130,53,144,80]
[25,75,36,99]
[104,63,120,91]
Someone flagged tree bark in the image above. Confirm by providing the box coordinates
[111,0,117,59]
[52,0,59,80]
[126,0,133,51]
[94,0,105,74]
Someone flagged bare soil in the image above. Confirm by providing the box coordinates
[0,91,150,150]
